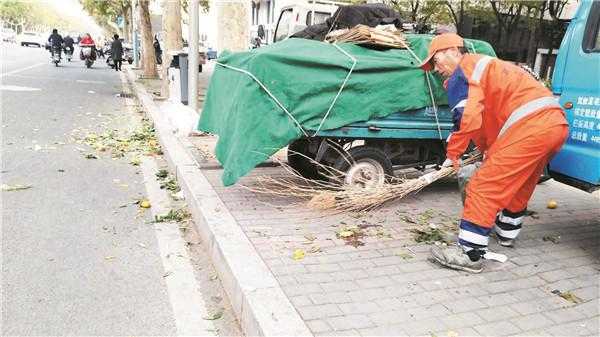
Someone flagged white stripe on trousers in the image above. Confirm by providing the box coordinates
[494,225,522,239]
[459,229,490,246]
[498,214,524,226]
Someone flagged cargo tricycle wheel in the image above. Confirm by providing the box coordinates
[333,146,393,189]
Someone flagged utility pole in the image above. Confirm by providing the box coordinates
[132,0,139,68]
[188,0,200,111]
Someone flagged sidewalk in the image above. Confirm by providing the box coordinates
[127,64,599,337]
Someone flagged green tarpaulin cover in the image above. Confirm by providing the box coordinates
[197,35,495,186]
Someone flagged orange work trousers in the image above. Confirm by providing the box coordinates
[463,108,569,228]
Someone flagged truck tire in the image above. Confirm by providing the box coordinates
[333,146,393,188]
[287,139,320,180]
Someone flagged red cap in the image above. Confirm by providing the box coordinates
[419,33,464,71]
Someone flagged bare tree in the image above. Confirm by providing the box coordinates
[160,0,183,97]
[139,0,157,78]
[384,0,447,30]
[489,0,526,47]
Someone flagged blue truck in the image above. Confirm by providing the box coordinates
[290,0,599,192]
[548,0,600,193]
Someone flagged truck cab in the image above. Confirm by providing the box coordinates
[273,0,344,43]
[550,0,600,192]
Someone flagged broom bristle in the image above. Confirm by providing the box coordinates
[244,151,482,213]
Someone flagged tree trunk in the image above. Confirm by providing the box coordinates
[526,22,537,67]
[458,0,464,35]
[160,0,184,98]
[216,2,249,52]
[123,6,131,42]
[139,0,157,78]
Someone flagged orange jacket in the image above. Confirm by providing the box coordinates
[445,54,565,160]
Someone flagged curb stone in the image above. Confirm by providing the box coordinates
[124,69,313,337]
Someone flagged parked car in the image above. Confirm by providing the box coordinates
[2,28,16,43]
[17,31,44,47]
[207,47,217,60]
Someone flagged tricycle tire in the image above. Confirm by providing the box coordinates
[287,139,321,180]
[333,146,393,188]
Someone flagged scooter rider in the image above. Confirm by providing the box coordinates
[47,28,64,59]
[79,33,97,60]
[63,35,75,56]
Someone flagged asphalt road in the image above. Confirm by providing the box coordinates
[1,45,237,335]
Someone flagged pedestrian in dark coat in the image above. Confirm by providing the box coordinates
[110,34,123,71]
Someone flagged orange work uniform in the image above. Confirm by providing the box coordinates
[445,54,568,249]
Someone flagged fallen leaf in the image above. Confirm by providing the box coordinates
[552,290,583,304]
[395,251,414,260]
[155,169,169,178]
[1,184,32,191]
[292,249,305,260]
[104,256,115,260]
[202,309,224,320]
[309,245,322,254]
[542,234,561,244]
[130,157,141,166]
[209,274,219,281]
[304,233,317,241]
[337,230,355,238]
[140,199,151,208]
[137,243,147,248]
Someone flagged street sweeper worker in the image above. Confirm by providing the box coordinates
[419,33,569,273]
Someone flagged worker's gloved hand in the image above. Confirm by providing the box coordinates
[441,158,454,168]
[442,158,461,171]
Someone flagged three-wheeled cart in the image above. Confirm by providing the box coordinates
[287,105,454,187]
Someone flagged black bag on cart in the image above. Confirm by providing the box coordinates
[291,3,403,41]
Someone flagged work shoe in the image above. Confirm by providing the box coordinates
[496,236,514,247]
[430,245,484,273]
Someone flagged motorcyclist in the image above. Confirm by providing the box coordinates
[63,35,74,56]
[47,28,63,59]
[79,33,97,60]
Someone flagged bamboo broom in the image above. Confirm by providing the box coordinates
[246,152,482,214]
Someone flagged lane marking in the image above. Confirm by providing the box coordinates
[76,80,106,84]
[0,85,41,92]
[0,62,46,78]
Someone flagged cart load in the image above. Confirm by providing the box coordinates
[197,35,495,186]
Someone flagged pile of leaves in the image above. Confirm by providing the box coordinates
[81,118,162,162]
[155,169,181,193]
[154,208,191,223]
[398,209,458,244]
[335,221,392,247]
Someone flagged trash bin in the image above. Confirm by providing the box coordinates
[175,51,203,105]
[167,52,182,104]
[178,52,190,105]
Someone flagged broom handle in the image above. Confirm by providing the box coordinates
[418,152,483,184]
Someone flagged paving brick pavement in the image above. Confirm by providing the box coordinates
[188,133,599,336]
